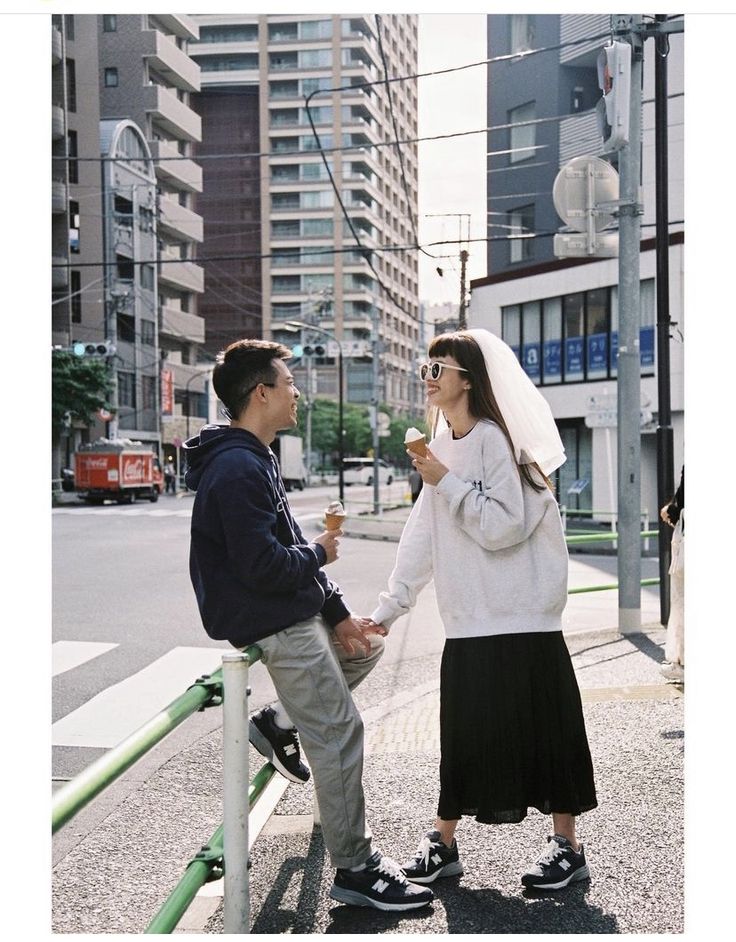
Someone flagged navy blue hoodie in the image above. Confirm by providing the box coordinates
[184,425,350,647]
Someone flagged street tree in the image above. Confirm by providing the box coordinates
[52,350,112,433]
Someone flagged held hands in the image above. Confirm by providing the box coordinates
[314,527,342,564]
[408,447,448,487]
[333,615,388,656]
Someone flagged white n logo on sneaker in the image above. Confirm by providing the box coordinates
[431,853,442,865]
[559,859,571,871]
[372,879,390,894]
[284,743,297,756]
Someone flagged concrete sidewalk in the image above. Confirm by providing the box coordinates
[51,519,683,934]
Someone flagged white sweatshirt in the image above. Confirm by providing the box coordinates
[371,419,568,638]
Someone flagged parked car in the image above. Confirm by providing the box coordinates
[342,457,394,486]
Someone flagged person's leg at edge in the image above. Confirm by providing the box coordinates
[551,813,579,851]
[434,817,459,846]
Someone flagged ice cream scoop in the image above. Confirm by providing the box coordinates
[324,500,346,531]
[404,426,427,458]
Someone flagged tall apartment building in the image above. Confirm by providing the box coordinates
[188,14,421,414]
[97,14,208,458]
[470,14,684,518]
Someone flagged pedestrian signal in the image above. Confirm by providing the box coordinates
[72,340,115,357]
[596,40,631,151]
[302,343,326,357]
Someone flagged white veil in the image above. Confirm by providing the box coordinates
[464,329,566,475]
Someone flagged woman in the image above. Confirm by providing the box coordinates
[659,466,684,682]
[370,329,597,891]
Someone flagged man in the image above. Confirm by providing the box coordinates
[184,339,433,913]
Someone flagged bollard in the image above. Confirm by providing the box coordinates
[222,653,251,934]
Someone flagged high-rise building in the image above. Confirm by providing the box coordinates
[189,14,421,413]
[96,13,208,458]
[470,14,684,518]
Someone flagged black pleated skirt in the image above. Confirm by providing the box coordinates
[437,631,598,824]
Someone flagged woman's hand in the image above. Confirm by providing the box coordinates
[409,447,448,487]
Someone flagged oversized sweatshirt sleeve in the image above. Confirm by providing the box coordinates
[213,462,326,591]
[434,425,540,551]
[370,488,434,629]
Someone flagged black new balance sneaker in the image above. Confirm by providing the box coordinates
[401,829,464,884]
[521,834,590,890]
[248,706,310,784]
[330,851,435,911]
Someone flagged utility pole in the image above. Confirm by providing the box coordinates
[615,14,644,633]
[654,12,675,625]
[458,249,468,329]
[370,306,381,515]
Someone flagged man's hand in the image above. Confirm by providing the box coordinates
[333,615,375,656]
[314,528,341,564]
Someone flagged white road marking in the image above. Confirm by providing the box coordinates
[52,646,230,748]
[52,641,119,677]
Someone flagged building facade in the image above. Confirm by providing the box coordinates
[470,14,684,518]
[188,14,421,414]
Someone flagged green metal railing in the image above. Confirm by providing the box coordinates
[145,763,277,934]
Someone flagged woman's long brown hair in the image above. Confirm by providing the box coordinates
[427,331,550,493]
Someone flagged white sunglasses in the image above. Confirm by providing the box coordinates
[419,361,469,381]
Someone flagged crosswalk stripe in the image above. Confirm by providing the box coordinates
[52,646,230,748]
[52,507,193,517]
[52,641,119,677]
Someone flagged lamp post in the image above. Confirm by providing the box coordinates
[285,320,344,503]
[185,368,212,439]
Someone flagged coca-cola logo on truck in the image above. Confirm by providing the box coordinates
[122,457,147,483]
[83,457,110,470]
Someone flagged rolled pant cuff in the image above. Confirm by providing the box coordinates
[330,844,375,871]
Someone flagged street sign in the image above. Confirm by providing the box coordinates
[585,392,654,429]
[377,412,390,430]
[553,155,619,232]
[326,340,371,359]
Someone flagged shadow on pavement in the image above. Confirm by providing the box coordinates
[325,902,436,934]
[251,830,326,934]
[437,881,619,934]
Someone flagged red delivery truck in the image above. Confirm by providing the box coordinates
[74,439,163,504]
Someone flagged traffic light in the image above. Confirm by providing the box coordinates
[302,343,326,357]
[596,40,631,152]
[72,340,116,357]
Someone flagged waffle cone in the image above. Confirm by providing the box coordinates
[324,512,347,531]
[406,437,427,459]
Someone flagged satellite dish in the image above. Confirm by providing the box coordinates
[553,155,619,233]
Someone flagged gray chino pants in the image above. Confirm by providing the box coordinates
[255,615,384,869]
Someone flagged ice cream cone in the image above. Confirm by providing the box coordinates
[324,511,347,531]
[406,435,427,459]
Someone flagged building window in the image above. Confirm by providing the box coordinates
[197,23,258,43]
[509,101,535,163]
[66,59,77,112]
[509,15,534,54]
[67,130,78,184]
[508,204,534,263]
[141,320,156,345]
[542,297,562,383]
[563,293,585,381]
[69,200,80,254]
[64,14,75,40]
[117,313,136,343]
[104,67,119,87]
[140,264,155,291]
[118,371,136,408]
[142,375,157,411]
[102,15,117,32]
[586,288,609,381]
[71,271,82,323]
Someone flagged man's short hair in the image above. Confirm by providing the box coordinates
[212,339,292,420]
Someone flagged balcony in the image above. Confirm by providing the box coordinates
[52,104,65,140]
[158,256,204,293]
[52,25,62,64]
[148,14,200,42]
[159,305,205,344]
[141,29,201,93]
[149,139,203,193]
[158,194,204,243]
[143,85,202,143]
[52,179,67,214]
[560,15,609,66]
[52,256,69,289]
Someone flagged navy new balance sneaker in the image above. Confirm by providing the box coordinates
[521,834,590,890]
[248,706,310,784]
[401,829,464,884]
[330,851,434,911]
